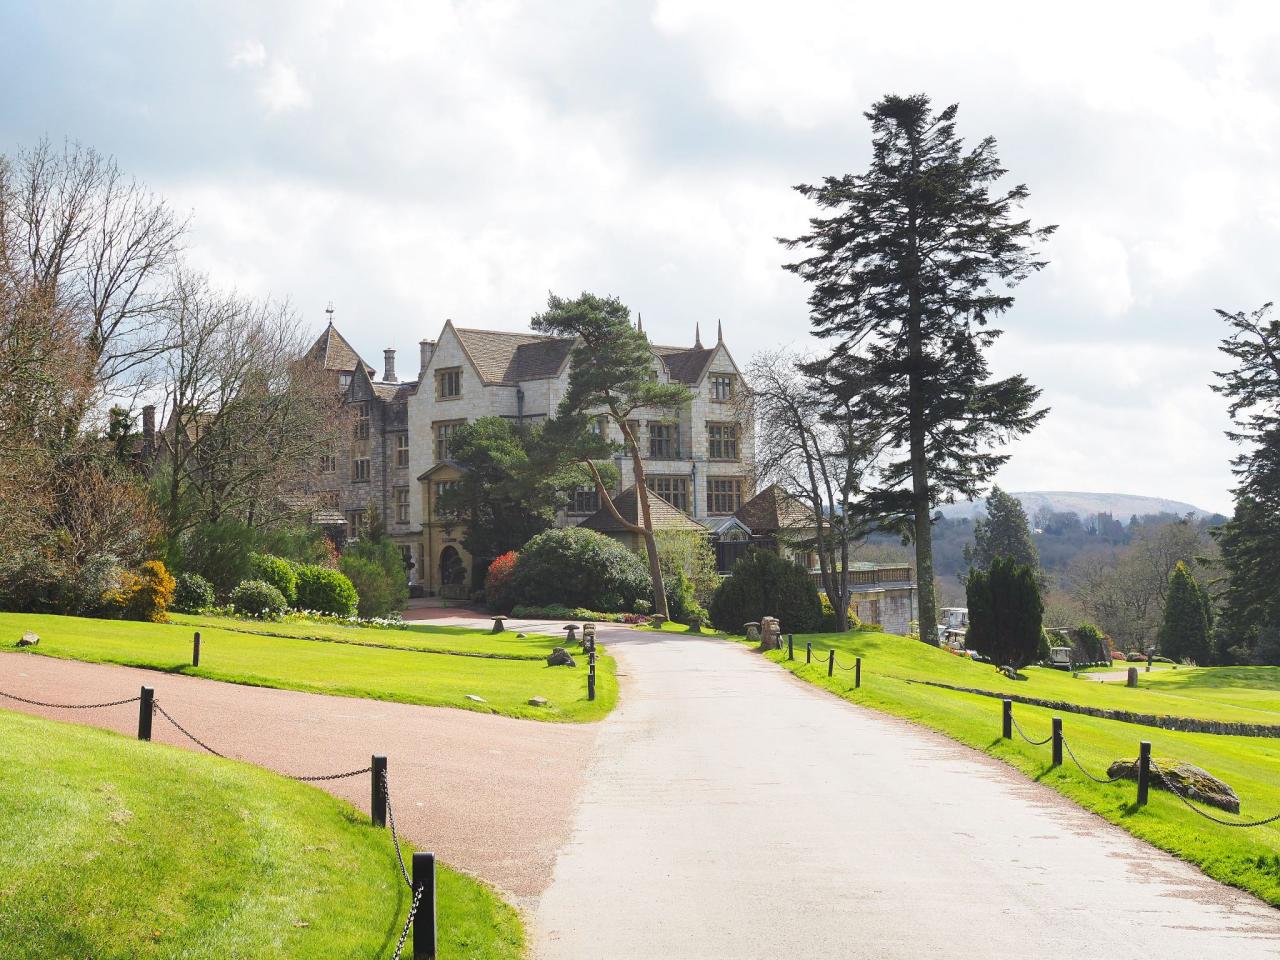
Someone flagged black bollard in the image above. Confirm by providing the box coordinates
[855,657,861,689]
[192,631,201,667]
[827,649,835,677]
[412,851,438,959]
[587,652,596,702]
[371,755,387,827]
[787,634,794,661]
[1137,741,1151,805]
[1002,699,1012,740]
[1051,718,1062,767]
[806,641,812,664]
[137,686,154,741]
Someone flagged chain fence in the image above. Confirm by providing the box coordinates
[1010,716,1054,747]
[1150,759,1280,828]
[0,689,140,710]
[1060,738,1127,784]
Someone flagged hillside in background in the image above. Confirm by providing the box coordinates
[937,491,1216,523]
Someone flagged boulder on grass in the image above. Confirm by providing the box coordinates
[547,647,576,668]
[1106,758,1240,814]
[16,631,38,647]
[528,696,549,707]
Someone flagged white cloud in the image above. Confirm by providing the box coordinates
[229,39,266,68]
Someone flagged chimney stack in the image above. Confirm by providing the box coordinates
[142,405,156,451]
[419,340,436,380]
[383,348,397,383]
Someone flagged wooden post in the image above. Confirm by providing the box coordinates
[787,634,794,661]
[827,649,835,677]
[1002,699,1012,740]
[137,686,153,741]
[1051,718,1062,767]
[587,651,596,702]
[412,852,437,959]
[371,755,387,827]
[1137,741,1151,805]
[855,657,861,689]
[192,631,201,667]
[805,641,812,664]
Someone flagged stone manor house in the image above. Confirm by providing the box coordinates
[303,312,756,596]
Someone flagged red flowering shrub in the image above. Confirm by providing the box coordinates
[485,551,520,611]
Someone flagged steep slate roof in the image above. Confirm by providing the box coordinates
[453,327,574,385]
[306,322,374,374]
[652,344,717,385]
[578,485,707,534]
[734,483,816,533]
[370,382,415,402]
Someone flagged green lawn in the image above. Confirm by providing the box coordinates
[0,709,523,959]
[1,612,616,723]
[760,630,1280,906]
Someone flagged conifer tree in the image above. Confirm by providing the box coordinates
[1158,561,1211,664]
[964,485,1041,583]
[964,555,1043,670]
[783,94,1053,643]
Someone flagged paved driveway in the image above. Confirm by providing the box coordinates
[533,630,1280,960]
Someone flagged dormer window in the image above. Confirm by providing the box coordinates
[339,373,352,392]
[711,374,734,401]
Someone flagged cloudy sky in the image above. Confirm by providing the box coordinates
[5,0,1278,513]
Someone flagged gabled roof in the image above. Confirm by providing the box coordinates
[578,485,707,534]
[307,322,374,375]
[371,382,415,403]
[452,326,575,385]
[734,484,816,533]
[651,344,717,385]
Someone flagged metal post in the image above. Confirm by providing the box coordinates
[137,686,154,741]
[1001,699,1012,740]
[827,649,835,677]
[371,755,387,827]
[1051,718,1062,767]
[587,651,596,702]
[855,657,861,689]
[412,851,437,959]
[1146,650,1153,673]
[787,634,794,661]
[192,631,201,667]
[1137,741,1151,805]
[806,641,812,664]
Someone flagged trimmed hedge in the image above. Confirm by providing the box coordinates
[172,572,215,614]
[510,527,650,613]
[248,553,299,606]
[295,565,359,618]
[230,579,289,620]
[709,549,822,634]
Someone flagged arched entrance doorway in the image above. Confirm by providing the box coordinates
[439,546,467,598]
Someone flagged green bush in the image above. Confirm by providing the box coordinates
[664,570,707,625]
[172,572,215,613]
[708,549,823,634]
[339,555,398,619]
[295,565,359,618]
[511,527,650,613]
[249,553,299,606]
[230,579,289,620]
[510,603,643,623]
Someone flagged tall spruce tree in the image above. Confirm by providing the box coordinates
[964,555,1043,670]
[782,94,1053,644]
[1158,561,1211,664]
[963,485,1041,582]
[1211,303,1280,662]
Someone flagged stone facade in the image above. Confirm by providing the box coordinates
[305,316,754,595]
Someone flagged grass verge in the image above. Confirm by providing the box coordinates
[757,630,1280,906]
[0,709,523,959]
[1,612,616,723]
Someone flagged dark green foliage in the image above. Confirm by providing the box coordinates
[167,520,257,596]
[965,556,1043,669]
[964,486,1042,585]
[295,565,359,618]
[229,579,288,620]
[708,549,823,634]
[510,527,650,613]
[1071,622,1110,663]
[1211,304,1280,661]
[248,553,298,606]
[663,570,707,626]
[338,537,407,618]
[172,572,215,614]
[1159,562,1212,664]
[434,418,561,585]
[782,93,1053,641]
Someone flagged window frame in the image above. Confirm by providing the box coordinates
[433,419,465,461]
[395,486,410,524]
[435,367,463,400]
[707,477,743,515]
[352,457,371,482]
[646,475,690,513]
[711,374,735,401]
[395,433,409,468]
[353,402,370,440]
[707,421,740,461]
[647,420,680,460]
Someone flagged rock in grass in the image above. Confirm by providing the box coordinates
[465,694,487,703]
[15,632,38,647]
[1106,758,1240,813]
[516,633,526,638]
[528,696,549,707]
[546,647,576,667]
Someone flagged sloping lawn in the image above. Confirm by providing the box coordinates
[0,612,615,722]
[760,630,1280,906]
[0,709,523,960]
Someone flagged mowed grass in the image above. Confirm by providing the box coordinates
[762,630,1280,905]
[0,612,616,722]
[0,709,523,960]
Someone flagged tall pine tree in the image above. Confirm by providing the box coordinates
[963,485,1041,582]
[1211,303,1280,663]
[1158,561,1211,665]
[783,94,1053,643]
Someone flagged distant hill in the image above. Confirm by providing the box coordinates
[937,491,1216,523]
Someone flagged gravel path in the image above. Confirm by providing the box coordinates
[0,649,593,904]
[533,631,1280,960]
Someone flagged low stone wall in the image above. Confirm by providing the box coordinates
[906,679,1280,738]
